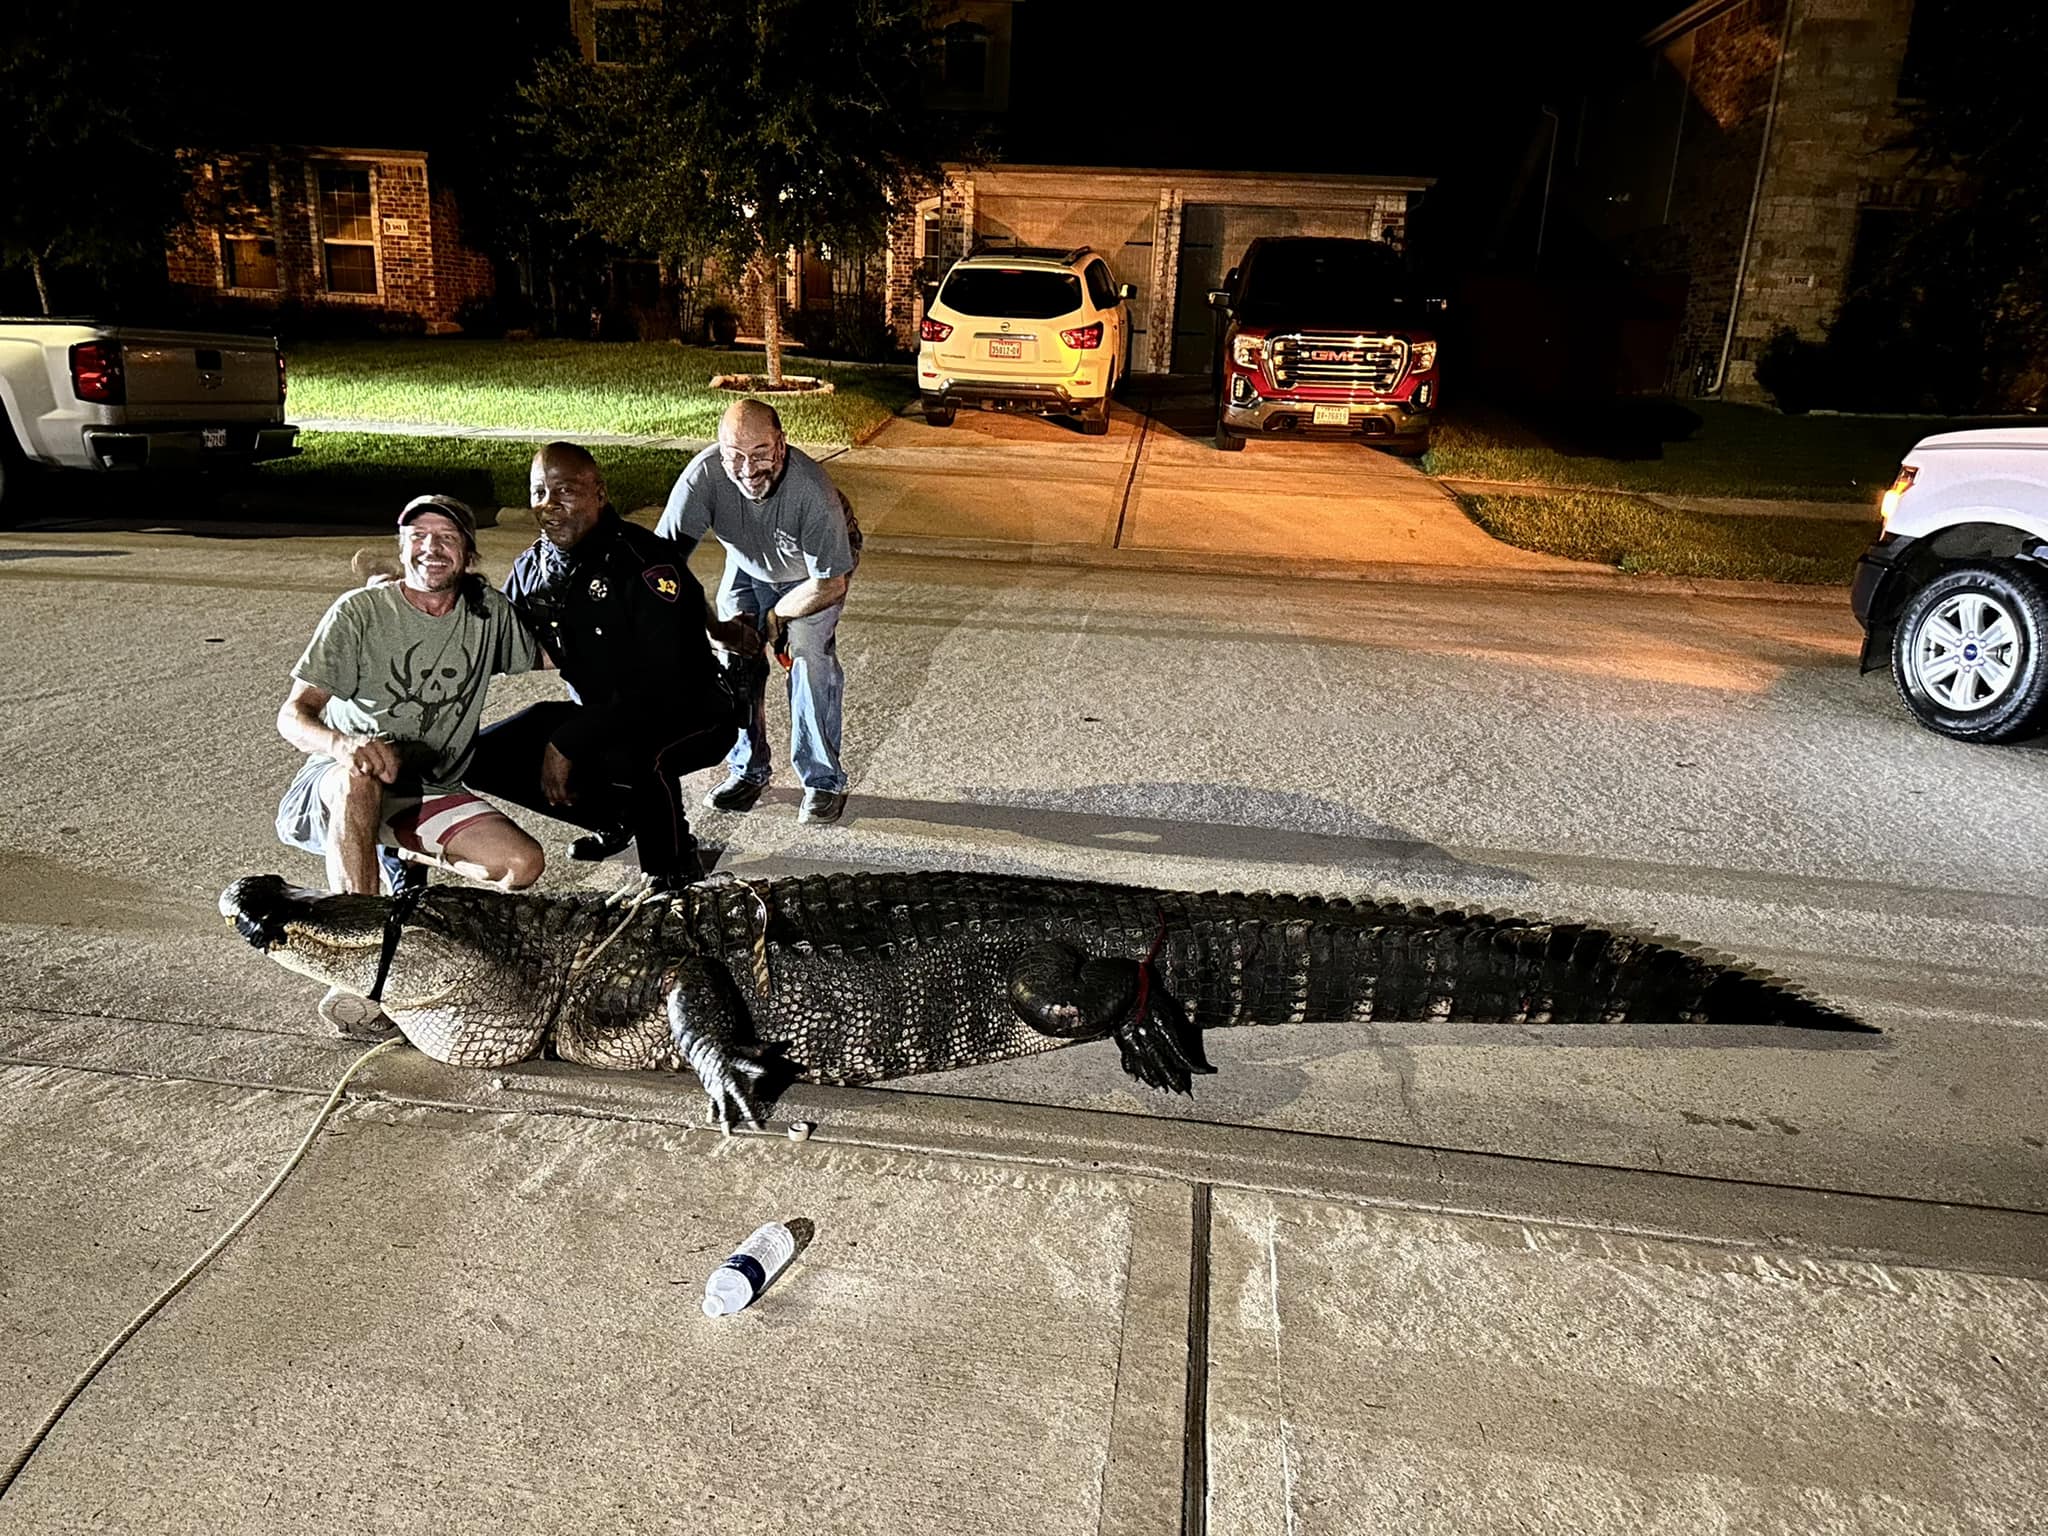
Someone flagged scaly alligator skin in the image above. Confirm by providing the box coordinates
[221,870,1870,1126]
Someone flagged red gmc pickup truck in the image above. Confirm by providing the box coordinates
[1207,237,1439,455]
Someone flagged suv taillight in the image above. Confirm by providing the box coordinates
[277,350,288,403]
[920,317,953,342]
[1060,321,1103,350]
[70,341,125,405]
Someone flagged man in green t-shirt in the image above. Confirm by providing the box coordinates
[274,496,544,906]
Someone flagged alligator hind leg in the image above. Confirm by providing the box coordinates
[1007,943,1214,1095]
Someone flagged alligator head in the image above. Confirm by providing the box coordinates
[218,875,552,1065]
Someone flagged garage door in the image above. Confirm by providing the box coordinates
[974,194,1157,363]
[1171,203,1388,373]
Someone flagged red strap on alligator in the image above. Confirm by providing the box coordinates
[1129,909,1167,1024]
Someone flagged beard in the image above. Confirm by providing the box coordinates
[725,460,782,501]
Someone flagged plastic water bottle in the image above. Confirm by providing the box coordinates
[702,1221,797,1317]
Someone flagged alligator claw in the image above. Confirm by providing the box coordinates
[1112,987,1213,1096]
[699,1054,769,1134]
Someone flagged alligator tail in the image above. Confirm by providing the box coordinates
[1171,897,1869,1033]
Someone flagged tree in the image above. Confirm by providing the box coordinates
[0,4,185,314]
[523,0,963,381]
[1849,3,2048,411]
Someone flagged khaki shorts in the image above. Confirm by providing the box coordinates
[275,758,501,861]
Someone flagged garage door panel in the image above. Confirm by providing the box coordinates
[1172,203,1390,373]
[975,195,1157,352]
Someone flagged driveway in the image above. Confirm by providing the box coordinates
[832,378,1588,571]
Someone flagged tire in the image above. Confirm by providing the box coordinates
[1080,395,1110,436]
[1215,410,1244,452]
[1890,561,2048,743]
[1381,431,1431,459]
[922,400,956,428]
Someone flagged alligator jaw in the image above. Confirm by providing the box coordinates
[218,875,388,983]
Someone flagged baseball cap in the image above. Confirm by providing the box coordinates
[397,493,479,552]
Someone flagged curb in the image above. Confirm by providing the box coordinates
[856,535,1852,603]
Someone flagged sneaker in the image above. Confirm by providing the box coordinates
[318,985,397,1039]
[703,775,768,813]
[798,788,847,825]
[378,848,428,899]
[570,824,634,862]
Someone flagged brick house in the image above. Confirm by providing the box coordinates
[166,147,495,332]
[565,1,1429,373]
[885,165,1429,373]
[1566,0,1957,401]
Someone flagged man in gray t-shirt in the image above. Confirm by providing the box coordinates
[656,398,860,825]
[275,496,544,906]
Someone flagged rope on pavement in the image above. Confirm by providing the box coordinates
[0,1036,407,1502]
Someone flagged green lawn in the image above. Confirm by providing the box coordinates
[267,431,697,513]
[1461,490,1875,584]
[286,339,917,446]
[1425,400,1968,502]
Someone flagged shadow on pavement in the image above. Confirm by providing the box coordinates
[768,783,1535,888]
[0,548,126,563]
[4,461,501,540]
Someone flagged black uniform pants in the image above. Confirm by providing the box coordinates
[466,703,730,876]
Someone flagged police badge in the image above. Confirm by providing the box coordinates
[587,576,609,601]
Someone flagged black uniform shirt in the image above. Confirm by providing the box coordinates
[503,511,719,759]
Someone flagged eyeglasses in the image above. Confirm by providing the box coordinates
[719,443,783,469]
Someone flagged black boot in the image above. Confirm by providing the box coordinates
[570,824,635,862]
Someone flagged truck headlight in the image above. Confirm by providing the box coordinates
[1880,465,1917,525]
[1407,340,1438,374]
[1231,334,1264,370]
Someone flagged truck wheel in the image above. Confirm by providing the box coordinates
[1890,562,2048,743]
[922,400,956,428]
[1215,417,1244,452]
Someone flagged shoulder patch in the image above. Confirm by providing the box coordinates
[642,564,682,602]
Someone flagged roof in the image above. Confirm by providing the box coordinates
[958,243,1096,268]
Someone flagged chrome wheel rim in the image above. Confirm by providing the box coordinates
[1910,591,2022,713]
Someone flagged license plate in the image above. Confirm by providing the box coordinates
[1311,405,1350,426]
[202,428,228,449]
[988,338,1023,359]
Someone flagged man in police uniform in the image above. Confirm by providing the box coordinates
[465,442,753,887]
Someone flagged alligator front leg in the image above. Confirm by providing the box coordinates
[666,964,772,1132]
[1007,943,1215,1095]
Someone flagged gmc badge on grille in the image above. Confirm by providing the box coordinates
[1306,349,1362,364]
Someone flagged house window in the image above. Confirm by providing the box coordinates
[219,159,279,290]
[942,21,989,96]
[317,165,378,294]
[594,3,650,64]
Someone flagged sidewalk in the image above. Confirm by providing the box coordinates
[294,412,1857,601]
[4,1007,2043,1534]
[1443,475,1883,524]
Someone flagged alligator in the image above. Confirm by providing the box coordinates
[220,870,1870,1128]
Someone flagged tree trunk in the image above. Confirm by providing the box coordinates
[31,252,51,316]
[760,246,784,387]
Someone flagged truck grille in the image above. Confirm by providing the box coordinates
[1270,333,1408,392]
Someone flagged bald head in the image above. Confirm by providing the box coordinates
[716,398,788,500]
[719,398,783,439]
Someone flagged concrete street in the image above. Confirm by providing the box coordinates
[1,461,2043,1533]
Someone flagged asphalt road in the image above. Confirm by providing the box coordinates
[4,498,2041,1204]
[2,496,2044,1531]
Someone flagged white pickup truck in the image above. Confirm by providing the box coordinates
[0,319,299,522]
[1852,425,2048,743]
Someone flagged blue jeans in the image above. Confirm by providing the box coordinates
[715,563,847,793]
